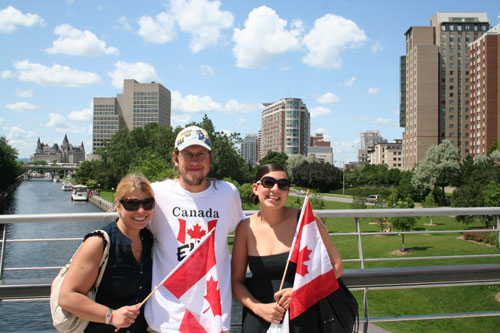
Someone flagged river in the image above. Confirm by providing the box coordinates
[0,178,243,332]
[0,178,109,332]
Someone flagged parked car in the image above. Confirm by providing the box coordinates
[296,189,306,195]
[366,195,379,203]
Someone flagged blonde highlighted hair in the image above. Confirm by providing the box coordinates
[115,174,154,202]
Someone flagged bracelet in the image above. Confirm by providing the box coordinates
[105,308,113,325]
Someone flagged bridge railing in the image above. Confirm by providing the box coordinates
[1,207,500,331]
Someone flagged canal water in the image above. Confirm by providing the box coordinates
[0,178,111,332]
[0,178,243,332]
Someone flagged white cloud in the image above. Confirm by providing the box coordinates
[137,12,177,44]
[172,90,221,114]
[45,24,119,56]
[302,14,367,69]
[367,87,380,94]
[15,89,34,98]
[223,99,261,114]
[310,106,332,118]
[107,61,160,88]
[372,40,385,53]
[171,0,234,53]
[5,101,38,113]
[7,126,36,140]
[200,64,215,76]
[171,114,192,127]
[46,113,85,134]
[116,16,133,31]
[356,116,394,126]
[1,60,100,87]
[68,102,92,122]
[232,6,302,69]
[317,92,340,104]
[343,76,356,88]
[0,6,45,33]
[237,117,246,126]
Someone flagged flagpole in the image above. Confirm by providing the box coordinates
[275,189,310,304]
[115,228,216,332]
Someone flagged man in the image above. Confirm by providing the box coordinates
[145,125,245,332]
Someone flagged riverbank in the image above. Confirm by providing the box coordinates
[88,195,114,212]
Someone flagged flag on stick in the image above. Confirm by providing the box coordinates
[288,195,339,320]
[154,229,223,332]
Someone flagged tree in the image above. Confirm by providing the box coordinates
[0,136,22,193]
[387,194,417,252]
[422,192,438,225]
[487,138,500,156]
[412,140,460,203]
[259,151,288,167]
[293,161,342,193]
[287,154,316,183]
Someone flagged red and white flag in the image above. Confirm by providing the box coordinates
[161,230,223,332]
[288,196,339,319]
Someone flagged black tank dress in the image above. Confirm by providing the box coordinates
[242,252,322,332]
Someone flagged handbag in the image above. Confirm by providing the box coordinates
[318,278,359,333]
[50,230,111,333]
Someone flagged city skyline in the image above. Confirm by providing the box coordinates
[1,1,499,165]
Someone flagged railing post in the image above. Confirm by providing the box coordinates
[0,224,7,280]
[496,216,499,249]
[363,287,369,333]
[356,217,365,269]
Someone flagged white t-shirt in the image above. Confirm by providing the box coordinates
[145,179,245,332]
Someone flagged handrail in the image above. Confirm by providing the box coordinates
[1,208,499,330]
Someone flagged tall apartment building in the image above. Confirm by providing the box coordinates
[468,24,500,156]
[401,12,490,170]
[360,130,385,150]
[241,134,259,166]
[93,79,171,153]
[260,98,310,158]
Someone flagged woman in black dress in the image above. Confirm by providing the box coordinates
[231,163,344,332]
[59,174,154,332]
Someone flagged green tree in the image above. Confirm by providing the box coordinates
[412,140,460,203]
[487,138,500,156]
[130,153,176,183]
[422,192,438,225]
[484,182,500,207]
[287,154,316,183]
[387,194,417,252]
[0,136,22,192]
[293,161,342,193]
[259,151,288,167]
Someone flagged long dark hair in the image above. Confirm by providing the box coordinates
[251,163,289,205]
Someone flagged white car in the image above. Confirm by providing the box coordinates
[366,195,379,203]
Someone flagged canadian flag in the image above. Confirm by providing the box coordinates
[288,196,339,319]
[162,230,223,332]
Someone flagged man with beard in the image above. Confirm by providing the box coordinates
[145,125,245,332]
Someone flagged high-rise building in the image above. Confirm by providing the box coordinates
[260,98,310,158]
[468,24,500,156]
[360,130,386,150]
[241,134,259,166]
[308,133,333,164]
[92,79,171,153]
[401,12,490,170]
[368,139,403,170]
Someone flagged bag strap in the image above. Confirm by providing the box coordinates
[92,230,110,291]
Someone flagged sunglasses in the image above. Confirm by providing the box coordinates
[256,176,291,191]
[119,197,155,211]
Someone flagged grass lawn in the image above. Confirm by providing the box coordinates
[99,190,115,204]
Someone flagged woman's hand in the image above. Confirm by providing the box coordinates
[110,304,141,328]
[254,302,286,324]
[274,288,293,310]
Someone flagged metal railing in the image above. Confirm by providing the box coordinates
[1,207,500,331]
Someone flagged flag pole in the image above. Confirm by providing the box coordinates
[115,227,216,332]
[275,189,310,305]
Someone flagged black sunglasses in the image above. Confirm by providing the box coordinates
[257,176,291,191]
[119,197,155,211]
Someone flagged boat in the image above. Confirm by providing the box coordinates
[61,181,73,191]
[71,184,88,201]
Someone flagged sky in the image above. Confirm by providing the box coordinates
[1,1,499,165]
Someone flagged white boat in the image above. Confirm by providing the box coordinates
[71,185,88,201]
[61,181,73,191]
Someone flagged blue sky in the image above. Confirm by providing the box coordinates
[1,1,499,164]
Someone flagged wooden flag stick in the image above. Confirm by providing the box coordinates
[274,189,310,306]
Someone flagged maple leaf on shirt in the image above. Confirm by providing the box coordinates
[296,246,312,276]
[203,276,222,317]
[187,224,206,240]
